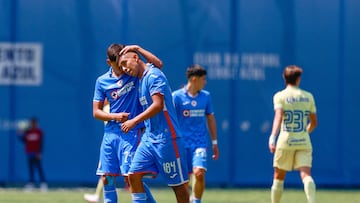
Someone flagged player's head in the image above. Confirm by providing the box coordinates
[119,51,140,77]
[283,65,302,86]
[29,117,38,128]
[106,43,125,67]
[186,64,207,90]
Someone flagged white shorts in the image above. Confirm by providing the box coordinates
[273,148,312,171]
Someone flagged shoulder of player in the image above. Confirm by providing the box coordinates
[273,89,285,97]
[199,89,211,96]
[96,70,112,81]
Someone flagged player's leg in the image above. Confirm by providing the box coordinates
[271,167,286,203]
[271,149,293,203]
[159,138,189,203]
[95,177,104,196]
[300,167,316,203]
[121,132,156,203]
[191,148,208,203]
[84,177,103,203]
[96,131,121,203]
[102,175,118,203]
[128,140,158,203]
[172,183,190,203]
[192,168,206,203]
[35,157,47,185]
[296,150,316,203]
[28,156,35,184]
[34,157,47,192]
[24,156,35,191]
[128,173,147,203]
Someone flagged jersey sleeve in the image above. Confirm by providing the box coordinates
[273,91,283,110]
[148,70,166,96]
[93,79,105,102]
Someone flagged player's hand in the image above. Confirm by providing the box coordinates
[119,45,140,56]
[121,119,136,133]
[268,134,276,153]
[113,112,130,123]
[212,144,219,160]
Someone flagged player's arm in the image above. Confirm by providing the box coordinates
[121,93,164,133]
[119,45,163,68]
[93,101,129,123]
[269,108,283,153]
[307,113,317,133]
[206,114,219,160]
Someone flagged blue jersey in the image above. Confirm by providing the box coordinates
[93,67,144,130]
[172,87,214,148]
[139,64,182,143]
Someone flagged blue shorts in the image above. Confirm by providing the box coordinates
[129,135,189,186]
[185,147,208,174]
[96,126,139,176]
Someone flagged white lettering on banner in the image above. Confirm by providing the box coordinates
[193,52,280,81]
[0,43,42,85]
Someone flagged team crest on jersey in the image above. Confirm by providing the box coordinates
[111,90,119,100]
[191,100,197,107]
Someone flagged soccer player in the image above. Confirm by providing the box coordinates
[268,65,318,203]
[172,64,219,203]
[119,50,190,203]
[17,117,48,192]
[92,44,162,203]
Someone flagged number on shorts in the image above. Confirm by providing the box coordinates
[163,161,177,174]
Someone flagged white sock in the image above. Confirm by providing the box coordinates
[303,176,316,203]
[271,179,284,203]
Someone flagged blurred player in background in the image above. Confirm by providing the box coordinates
[172,64,219,203]
[268,65,318,203]
[17,117,48,192]
[119,49,189,203]
[92,44,162,203]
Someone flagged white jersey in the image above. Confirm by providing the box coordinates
[274,86,317,150]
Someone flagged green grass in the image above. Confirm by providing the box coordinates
[0,187,359,203]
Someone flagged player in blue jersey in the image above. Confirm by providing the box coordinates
[268,65,317,203]
[92,44,162,203]
[119,50,189,203]
[172,64,219,203]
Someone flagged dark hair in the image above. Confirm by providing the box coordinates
[186,64,207,79]
[107,44,125,62]
[283,65,303,85]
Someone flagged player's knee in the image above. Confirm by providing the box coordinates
[123,176,130,188]
[271,179,284,191]
[172,184,190,200]
[102,175,116,186]
[193,168,205,180]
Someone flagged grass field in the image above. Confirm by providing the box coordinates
[0,187,359,203]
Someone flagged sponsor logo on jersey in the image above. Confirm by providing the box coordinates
[286,96,310,104]
[110,81,135,100]
[182,109,205,117]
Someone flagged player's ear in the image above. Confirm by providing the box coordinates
[106,58,112,66]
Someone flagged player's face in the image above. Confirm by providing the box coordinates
[196,75,207,90]
[119,53,138,77]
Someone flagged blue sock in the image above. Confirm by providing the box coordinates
[143,182,156,203]
[103,185,117,203]
[193,199,201,203]
[132,192,147,203]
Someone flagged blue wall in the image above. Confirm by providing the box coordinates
[0,0,359,187]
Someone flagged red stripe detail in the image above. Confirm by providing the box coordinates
[163,110,180,158]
